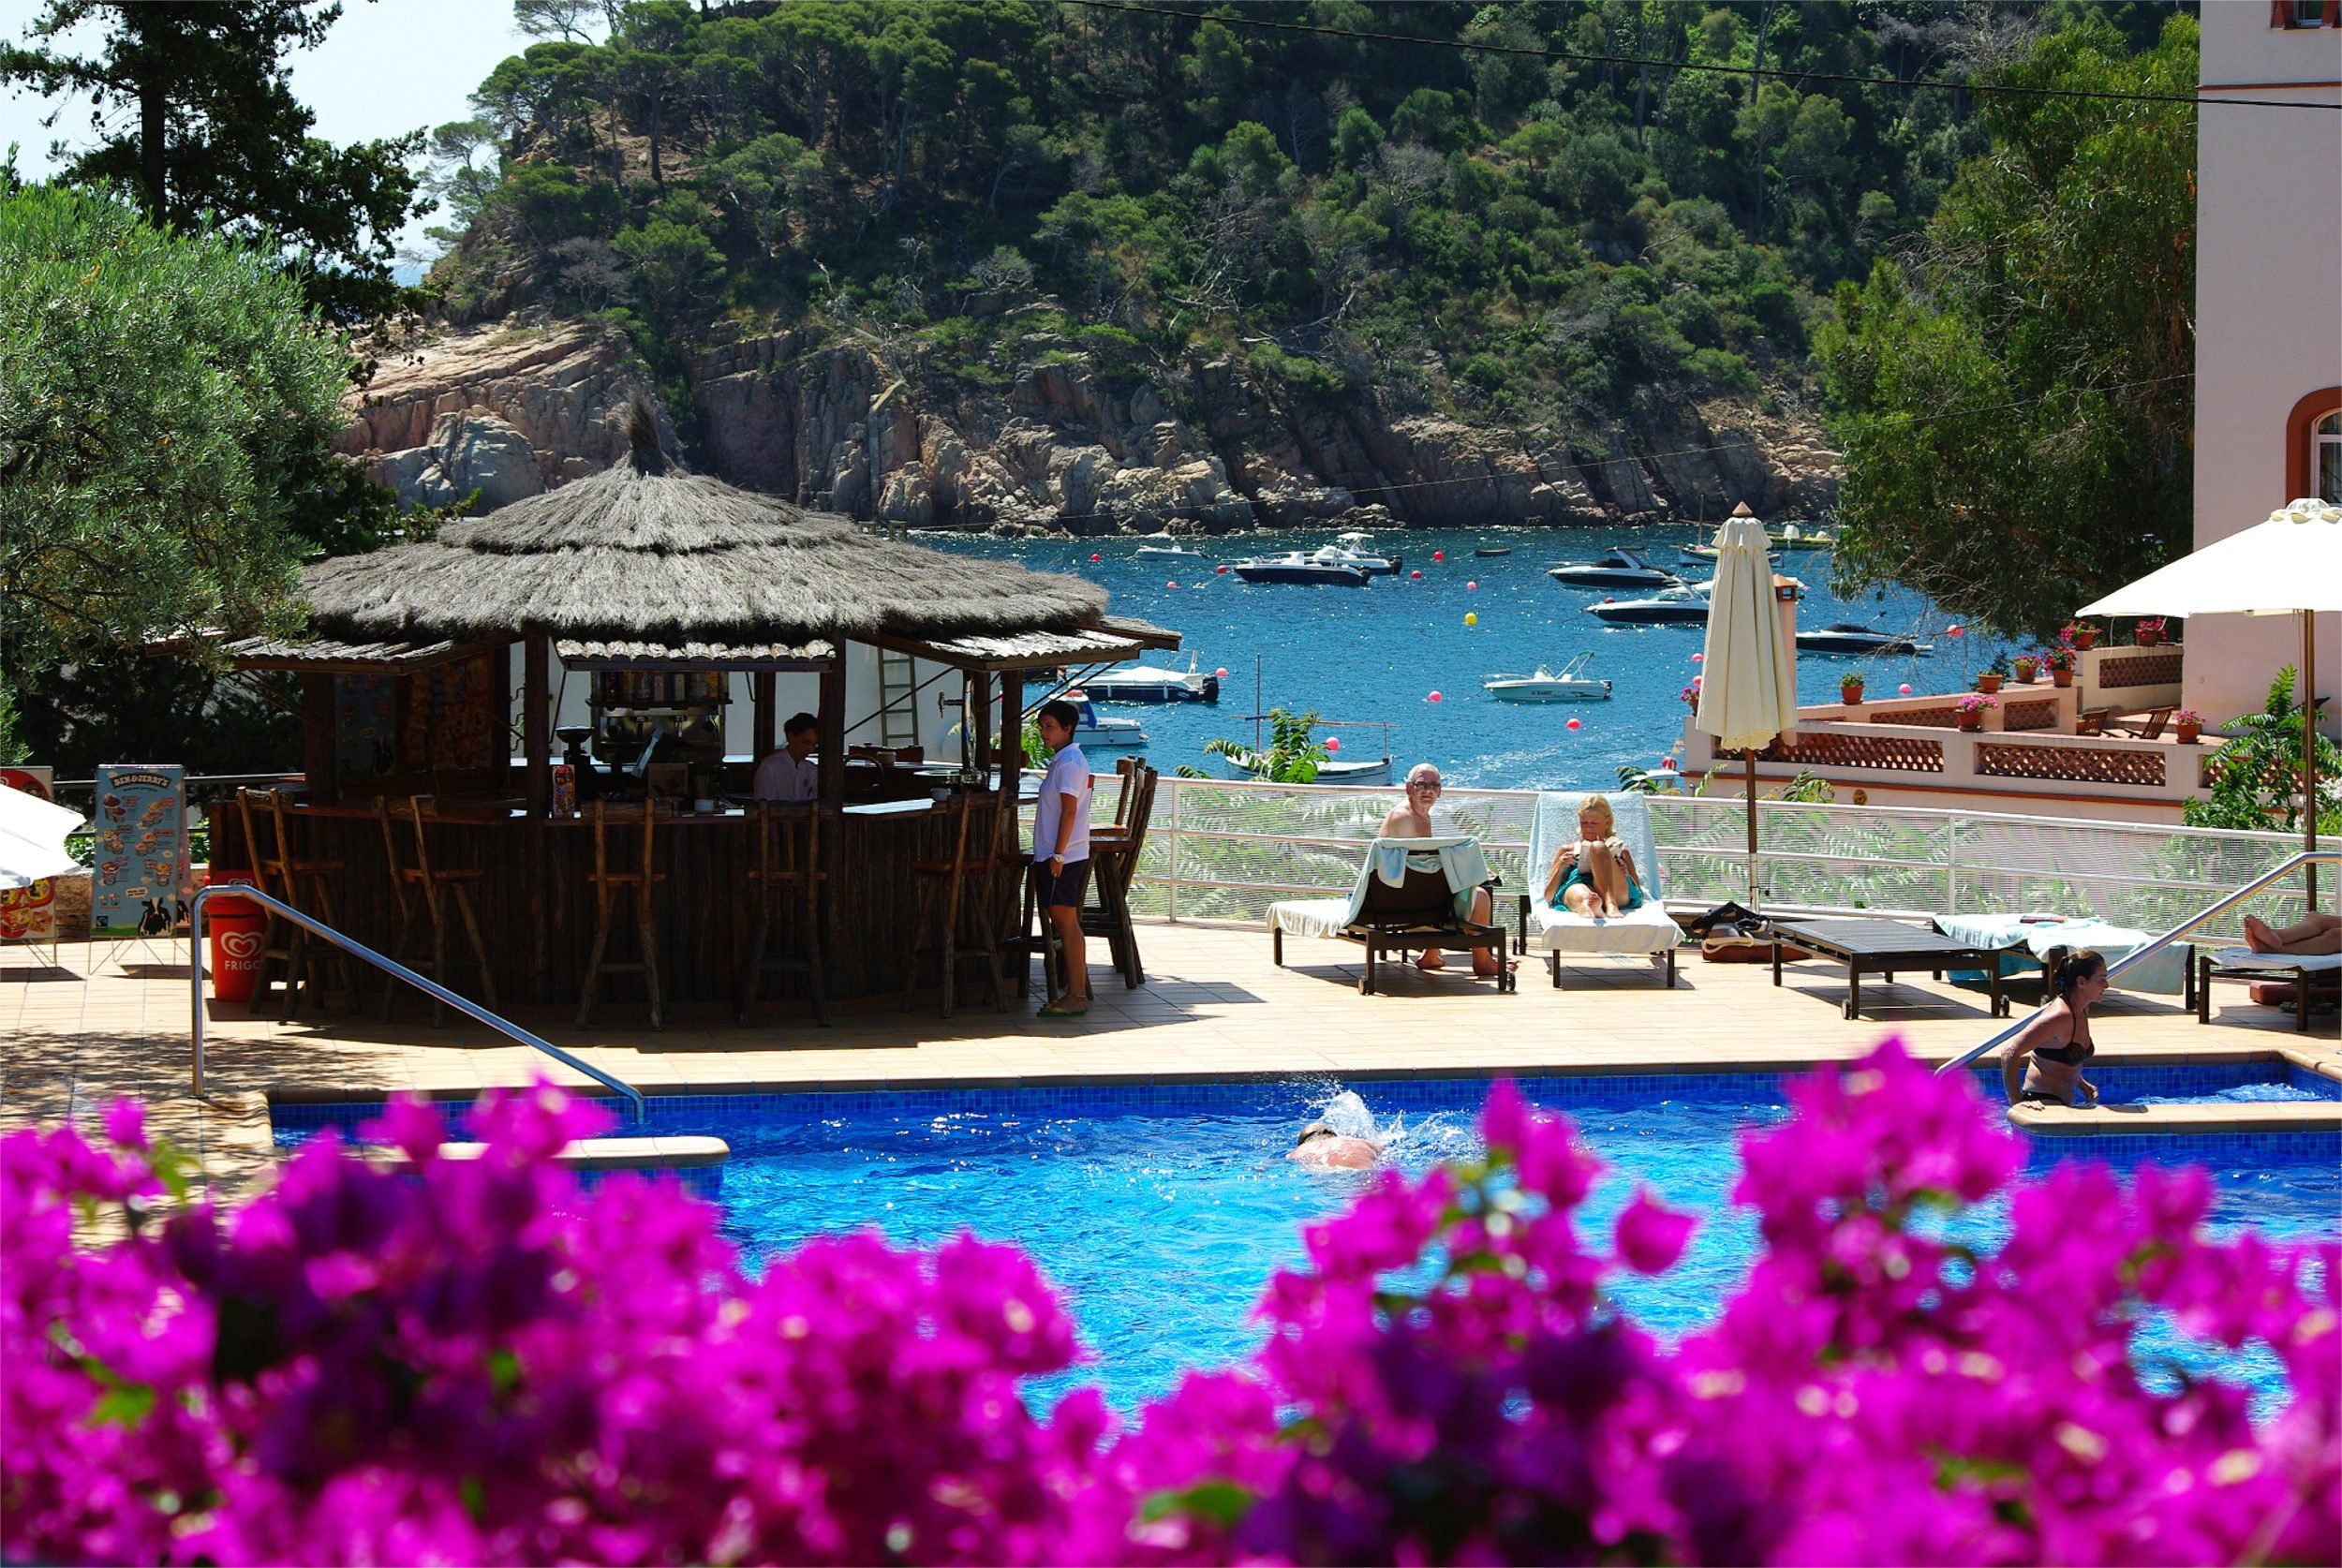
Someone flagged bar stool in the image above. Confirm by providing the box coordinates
[236,786,355,1018]
[737,801,828,1027]
[903,794,1010,1017]
[576,800,667,1030]
[376,795,497,1027]
[1083,762,1157,989]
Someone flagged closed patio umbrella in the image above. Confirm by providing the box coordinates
[2078,496,2342,895]
[1694,514,1800,906]
[0,782,82,892]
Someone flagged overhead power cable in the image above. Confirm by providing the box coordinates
[1060,0,2341,114]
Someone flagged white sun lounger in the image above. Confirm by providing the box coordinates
[1519,791,1682,988]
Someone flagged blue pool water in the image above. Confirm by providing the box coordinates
[280,1065,2338,1412]
[925,526,2033,790]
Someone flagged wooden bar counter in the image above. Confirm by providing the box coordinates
[207,789,1019,1014]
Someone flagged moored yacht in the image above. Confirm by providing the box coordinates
[1322,532,1404,575]
[1586,580,1714,626]
[1547,547,1677,590]
[1796,624,1932,656]
[1082,652,1220,703]
[1481,653,1612,703]
[1230,550,1371,586]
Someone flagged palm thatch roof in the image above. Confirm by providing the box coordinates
[302,410,1107,645]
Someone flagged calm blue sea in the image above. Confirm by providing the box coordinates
[926,525,2031,790]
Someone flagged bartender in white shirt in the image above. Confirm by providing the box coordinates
[750,712,821,802]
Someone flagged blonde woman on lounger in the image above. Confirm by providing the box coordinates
[1543,796,1645,918]
[1379,762,1499,977]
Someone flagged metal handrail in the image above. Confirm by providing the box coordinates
[187,883,647,1122]
[1934,849,2339,1077]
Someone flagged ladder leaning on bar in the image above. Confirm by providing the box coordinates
[187,882,646,1122]
[876,648,921,749]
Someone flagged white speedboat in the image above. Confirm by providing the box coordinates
[1547,547,1677,590]
[1323,531,1404,575]
[1587,581,1713,626]
[1796,624,1932,656]
[1216,747,1392,784]
[1136,542,1205,557]
[1482,653,1612,703]
[1068,695,1149,750]
[1231,551,1370,586]
[1083,653,1220,703]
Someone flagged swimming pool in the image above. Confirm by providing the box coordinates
[277,1063,2339,1412]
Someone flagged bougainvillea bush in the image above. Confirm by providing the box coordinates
[4,1042,2335,1565]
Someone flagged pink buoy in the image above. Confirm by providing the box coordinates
[1427,689,1444,703]
[1089,553,1102,562]
[1565,717,1581,731]
[1324,736,1341,752]
[1215,564,1228,574]
[1658,758,1676,771]
[1947,624,1964,638]
[1899,683,1913,695]
[1603,596,1615,604]
[1214,667,1228,679]
[1690,652,1704,662]
[1466,580,1478,590]
[1432,550,1445,562]
[1166,578,1178,588]
[1409,569,1423,580]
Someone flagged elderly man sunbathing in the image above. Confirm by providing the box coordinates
[1379,762,1500,976]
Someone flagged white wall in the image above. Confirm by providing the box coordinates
[2191,1,2342,732]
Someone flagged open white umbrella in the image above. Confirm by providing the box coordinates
[0,782,83,892]
[1695,514,1800,905]
[2079,496,2342,894]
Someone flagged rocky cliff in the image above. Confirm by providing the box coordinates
[343,317,1837,532]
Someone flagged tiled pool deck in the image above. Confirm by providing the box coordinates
[6,925,2336,1202]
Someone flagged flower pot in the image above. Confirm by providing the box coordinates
[2136,629,2162,647]
[2175,721,2201,744]
[1841,686,1864,706]
[1957,712,1984,732]
[2052,669,2072,688]
[1975,673,2003,694]
[2070,627,2098,650]
[2011,665,2038,685]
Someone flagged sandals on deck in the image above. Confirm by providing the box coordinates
[1036,995,1091,1018]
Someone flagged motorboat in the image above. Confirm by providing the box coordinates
[1587,581,1713,626]
[1481,653,1612,703]
[1135,542,1205,557]
[1473,545,1512,557]
[1770,522,1837,552]
[1082,653,1221,703]
[1231,551,1371,586]
[1215,746,1392,784]
[1067,694,1149,749]
[1547,547,1678,590]
[1319,532,1404,575]
[1796,623,1933,657]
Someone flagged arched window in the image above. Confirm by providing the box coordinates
[2318,410,2342,505]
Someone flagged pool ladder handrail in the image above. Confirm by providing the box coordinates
[1935,849,2339,1078]
[187,882,647,1123]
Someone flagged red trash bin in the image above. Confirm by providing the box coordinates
[204,872,268,1005]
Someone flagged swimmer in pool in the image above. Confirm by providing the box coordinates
[1290,1120,1382,1169]
[2000,946,2107,1108]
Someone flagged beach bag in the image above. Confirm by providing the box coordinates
[1686,900,1808,963]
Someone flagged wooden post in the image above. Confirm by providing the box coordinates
[495,639,517,793]
[524,633,552,1000]
[971,672,994,773]
[752,671,777,762]
[1744,747,1759,909]
[817,655,846,806]
[998,673,1023,822]
[301,674,338,802]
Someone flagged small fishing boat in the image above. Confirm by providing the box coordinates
[1231,551,1371,586]
[1770,522,1838,552]
[1796,624,1932,656]
[1215,717,1395,784]
[1083,653,1220,703]
[1135,542,1205,557]
[1547,547,1678,590]
[1473,545,1513,558]
[1068,694,1149,749]
[1587,581,1714,626]
[1322,533,1404,575]
[1481,653,1611,703]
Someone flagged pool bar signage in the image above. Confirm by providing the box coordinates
[90,764,188,939]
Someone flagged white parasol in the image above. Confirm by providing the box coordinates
[1695,514,1800,905]
[0,782,84,892]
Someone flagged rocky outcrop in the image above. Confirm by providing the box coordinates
[338,321,670,510]
[343,316,1838,532]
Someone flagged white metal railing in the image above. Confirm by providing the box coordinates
[1089,778,2320,939]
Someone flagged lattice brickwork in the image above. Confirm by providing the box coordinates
[2097,651,2182,688]
[1871,705,1961,730]
[1977,742,2166,788]
[2002,698,2059,732]
[1759,731,1946,773]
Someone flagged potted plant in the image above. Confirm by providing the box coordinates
[1975,653,2008,695]
[2135,616,2168,647]
[1680,680,1702,710]
[2062,621,2099,652]
[2011,654,2040,684]
[1955,692,1996,732]
[2044,645,2076,688]
[1840,670,1866,705]
[2173,707,2203,744]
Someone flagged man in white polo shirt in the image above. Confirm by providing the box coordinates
[751,712,820,802]
[1031,698,1092,1017]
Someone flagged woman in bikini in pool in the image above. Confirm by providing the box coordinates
[2000,947,2108,1108]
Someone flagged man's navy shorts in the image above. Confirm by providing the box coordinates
[1036,858,1092,910]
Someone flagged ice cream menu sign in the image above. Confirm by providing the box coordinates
[90,764,189,939]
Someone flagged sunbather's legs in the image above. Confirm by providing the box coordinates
[1470,886,1499,977]
[1561,882,1602,917]
[1583,838,1630,917]
[2245,911,2342,954]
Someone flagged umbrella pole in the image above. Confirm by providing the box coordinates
[2306,610,2320,906]
[1745,747,1759,909]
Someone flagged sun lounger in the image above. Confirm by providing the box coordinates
[1267,836,1512,995]
[1519,792,1682,988]
[2196,947,2342,1033]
